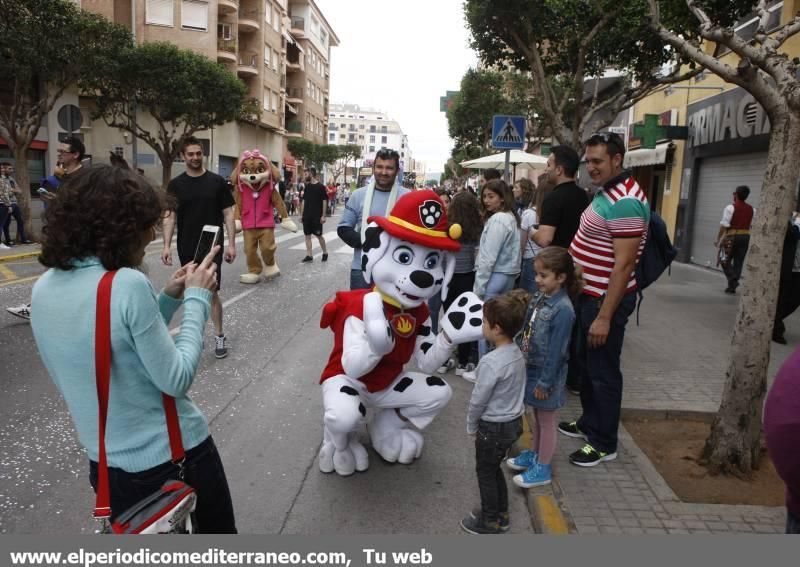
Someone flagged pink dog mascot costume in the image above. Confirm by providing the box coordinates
[234,149,298,283]
[317,190,484,476]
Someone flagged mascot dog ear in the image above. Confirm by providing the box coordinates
[440,251,456,302]
[361,224,390,285]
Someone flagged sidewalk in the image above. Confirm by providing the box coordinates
[526,262,792,534]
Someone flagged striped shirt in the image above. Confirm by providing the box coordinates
[569,173,649,297]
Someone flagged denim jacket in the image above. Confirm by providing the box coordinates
[474,211,521,297]
[516,288,575,410]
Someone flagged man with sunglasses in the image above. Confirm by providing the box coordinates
[559,132,650,467]
[337,148,410,289]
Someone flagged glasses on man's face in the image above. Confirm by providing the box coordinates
[56,149,74,155]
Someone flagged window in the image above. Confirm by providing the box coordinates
[330,133,336,141]
[271,91,278,113]
[381,136,387,144]
[218,23,232,39]
[273,7,280,32]
[265,2,272,25]
[348,134,356,142]
[272,49,279,70]
[263,93,270,111]
[369,146,375,153]
[381,126,387,133]
[340,123,345,128]
[181,1,208,31]
[146,0,173,26]
[370,125,376,132]
[369,135,375,143]
[112,145,124,157]
[359,124,364,129]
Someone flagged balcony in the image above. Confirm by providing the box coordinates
[238,10,260,33]
[286,119,303,137]
[286,87,303,104]
[217,38,237,63]
[219,0,239,14]
[290,16,305,36]
[238,52,258,77]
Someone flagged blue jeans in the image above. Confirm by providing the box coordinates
[575,293,636,454]
[519,257,536,294]
[350,268,370,290]
[788,509,800,534]
[89,436,237,533]
[479,272,517,358]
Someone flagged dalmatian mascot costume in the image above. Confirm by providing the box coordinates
[318,190,484,476]
[234,149,298,283]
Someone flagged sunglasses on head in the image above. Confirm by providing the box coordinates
[586,132,624,145]
[375,148,399,159]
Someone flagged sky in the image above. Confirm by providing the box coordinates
[314,0,479,176]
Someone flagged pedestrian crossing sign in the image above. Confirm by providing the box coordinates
[492,115,526,149]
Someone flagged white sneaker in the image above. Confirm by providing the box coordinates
[461,369,477,383]
[7,303,31,320]
[0,243,9,250]
[437,357,456,374]
[455,362,476,377]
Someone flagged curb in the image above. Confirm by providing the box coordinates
[526,479,574,534]
[0,250,40,262]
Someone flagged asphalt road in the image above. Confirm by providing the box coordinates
[0,213,535,535]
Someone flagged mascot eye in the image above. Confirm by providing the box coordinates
[392,246,415,265]
[241,167,251,174]
[256,165,266,173]
[424,253,441,270]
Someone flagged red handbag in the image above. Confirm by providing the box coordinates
[93,270,197,534]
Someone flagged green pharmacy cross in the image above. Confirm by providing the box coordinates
[632,114,689,149]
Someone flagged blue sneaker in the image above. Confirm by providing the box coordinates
[505,449,538,471]
[513,463,552,488]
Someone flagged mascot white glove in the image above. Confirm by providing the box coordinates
[440,292,484,344]
[363,291,395,357]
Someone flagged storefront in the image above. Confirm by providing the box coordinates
[676,87,772,267]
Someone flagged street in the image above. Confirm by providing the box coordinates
[0,213,534,535]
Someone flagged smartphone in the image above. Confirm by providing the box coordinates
[193,225,221,264]
[37,187,50,195]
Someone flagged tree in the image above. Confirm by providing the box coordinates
[0,0,132,237]
[447,69,534,153]
[84,42,259,188]
[336,144,362,186]
[287,138,316,171]
[464,0,710,149]
[648,0,800,475]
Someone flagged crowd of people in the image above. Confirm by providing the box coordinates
[8,134,799,535]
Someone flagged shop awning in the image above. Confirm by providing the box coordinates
[624,142,671,168]
[0,137,48,150]
[284,153,296,167]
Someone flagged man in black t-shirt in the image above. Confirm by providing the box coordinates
[300,167,328,263]
[162,136,237,359]
[531,145,589,249]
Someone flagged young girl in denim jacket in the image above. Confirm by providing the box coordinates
[506,246,580,487]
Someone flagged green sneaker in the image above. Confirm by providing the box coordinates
[557,420,587,440]
[569,443,617,467]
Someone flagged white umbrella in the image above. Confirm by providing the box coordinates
[460,149,548,170]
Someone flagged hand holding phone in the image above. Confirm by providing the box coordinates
[37,187,50,195]
[186,245,221,292]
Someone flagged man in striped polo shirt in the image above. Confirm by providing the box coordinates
[559,132,650,467]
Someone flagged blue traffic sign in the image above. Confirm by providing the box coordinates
[492,115,526,149]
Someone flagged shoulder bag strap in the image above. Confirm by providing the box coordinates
[93,271,186,519]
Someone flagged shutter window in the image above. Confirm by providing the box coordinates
[181,0,208,31]
[146,0,173,26]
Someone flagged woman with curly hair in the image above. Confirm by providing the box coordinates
[30,165,237,533]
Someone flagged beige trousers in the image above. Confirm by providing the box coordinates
[243,228,277,274]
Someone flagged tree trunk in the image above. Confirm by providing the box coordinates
[702,110,800,475]
[11,144,36,241]
[161,156,174,191]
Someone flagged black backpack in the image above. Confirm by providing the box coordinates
[634,212,678,323]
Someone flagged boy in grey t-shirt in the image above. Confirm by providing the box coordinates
[462,290,529,535]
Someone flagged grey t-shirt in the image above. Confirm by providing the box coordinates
[466,343,526,433]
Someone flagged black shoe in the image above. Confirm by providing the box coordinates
[321,253,328,262]
[773,333,788,345]
[470,508,509,532]
[557,420,587,440]
[569,443,617,467]
[20,240,33,244]
[460,514,504,535]
[724,287,736,294]
[301,256,313,263]
[566,384,581,395]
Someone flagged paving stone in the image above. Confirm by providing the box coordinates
[705,521,730,531]
[578,526,600,534]
[644,528,668,534]
[667,529,691,534]
[599,526,624,534]
[618,517,641,528]
[662,519,686,529]
[683,520,708,530]
[641,518,665,528]
[634,511,658,520]
[597,517,619,527]
[622,526,646,534]
[727,522,753,532]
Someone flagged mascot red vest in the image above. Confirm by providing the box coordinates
[317,190,484,476]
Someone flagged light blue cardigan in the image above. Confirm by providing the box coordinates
[474,211,521,297]
[31,258,212,472]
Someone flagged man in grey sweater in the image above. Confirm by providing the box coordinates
[463,290,528,535]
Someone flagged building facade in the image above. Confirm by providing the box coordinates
[3,0,337,189]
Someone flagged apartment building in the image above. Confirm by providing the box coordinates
[327,103,415,175]
[285,0,339,147]
[6,0,337,186]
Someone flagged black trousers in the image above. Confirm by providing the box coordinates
[475,417,522,524]
[3,203,26,242]
[89,436,237,533]
[774,272,800,337]
[722,234,750,290]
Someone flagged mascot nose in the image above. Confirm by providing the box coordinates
[410,270,434,289]
[249,175,257,181]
